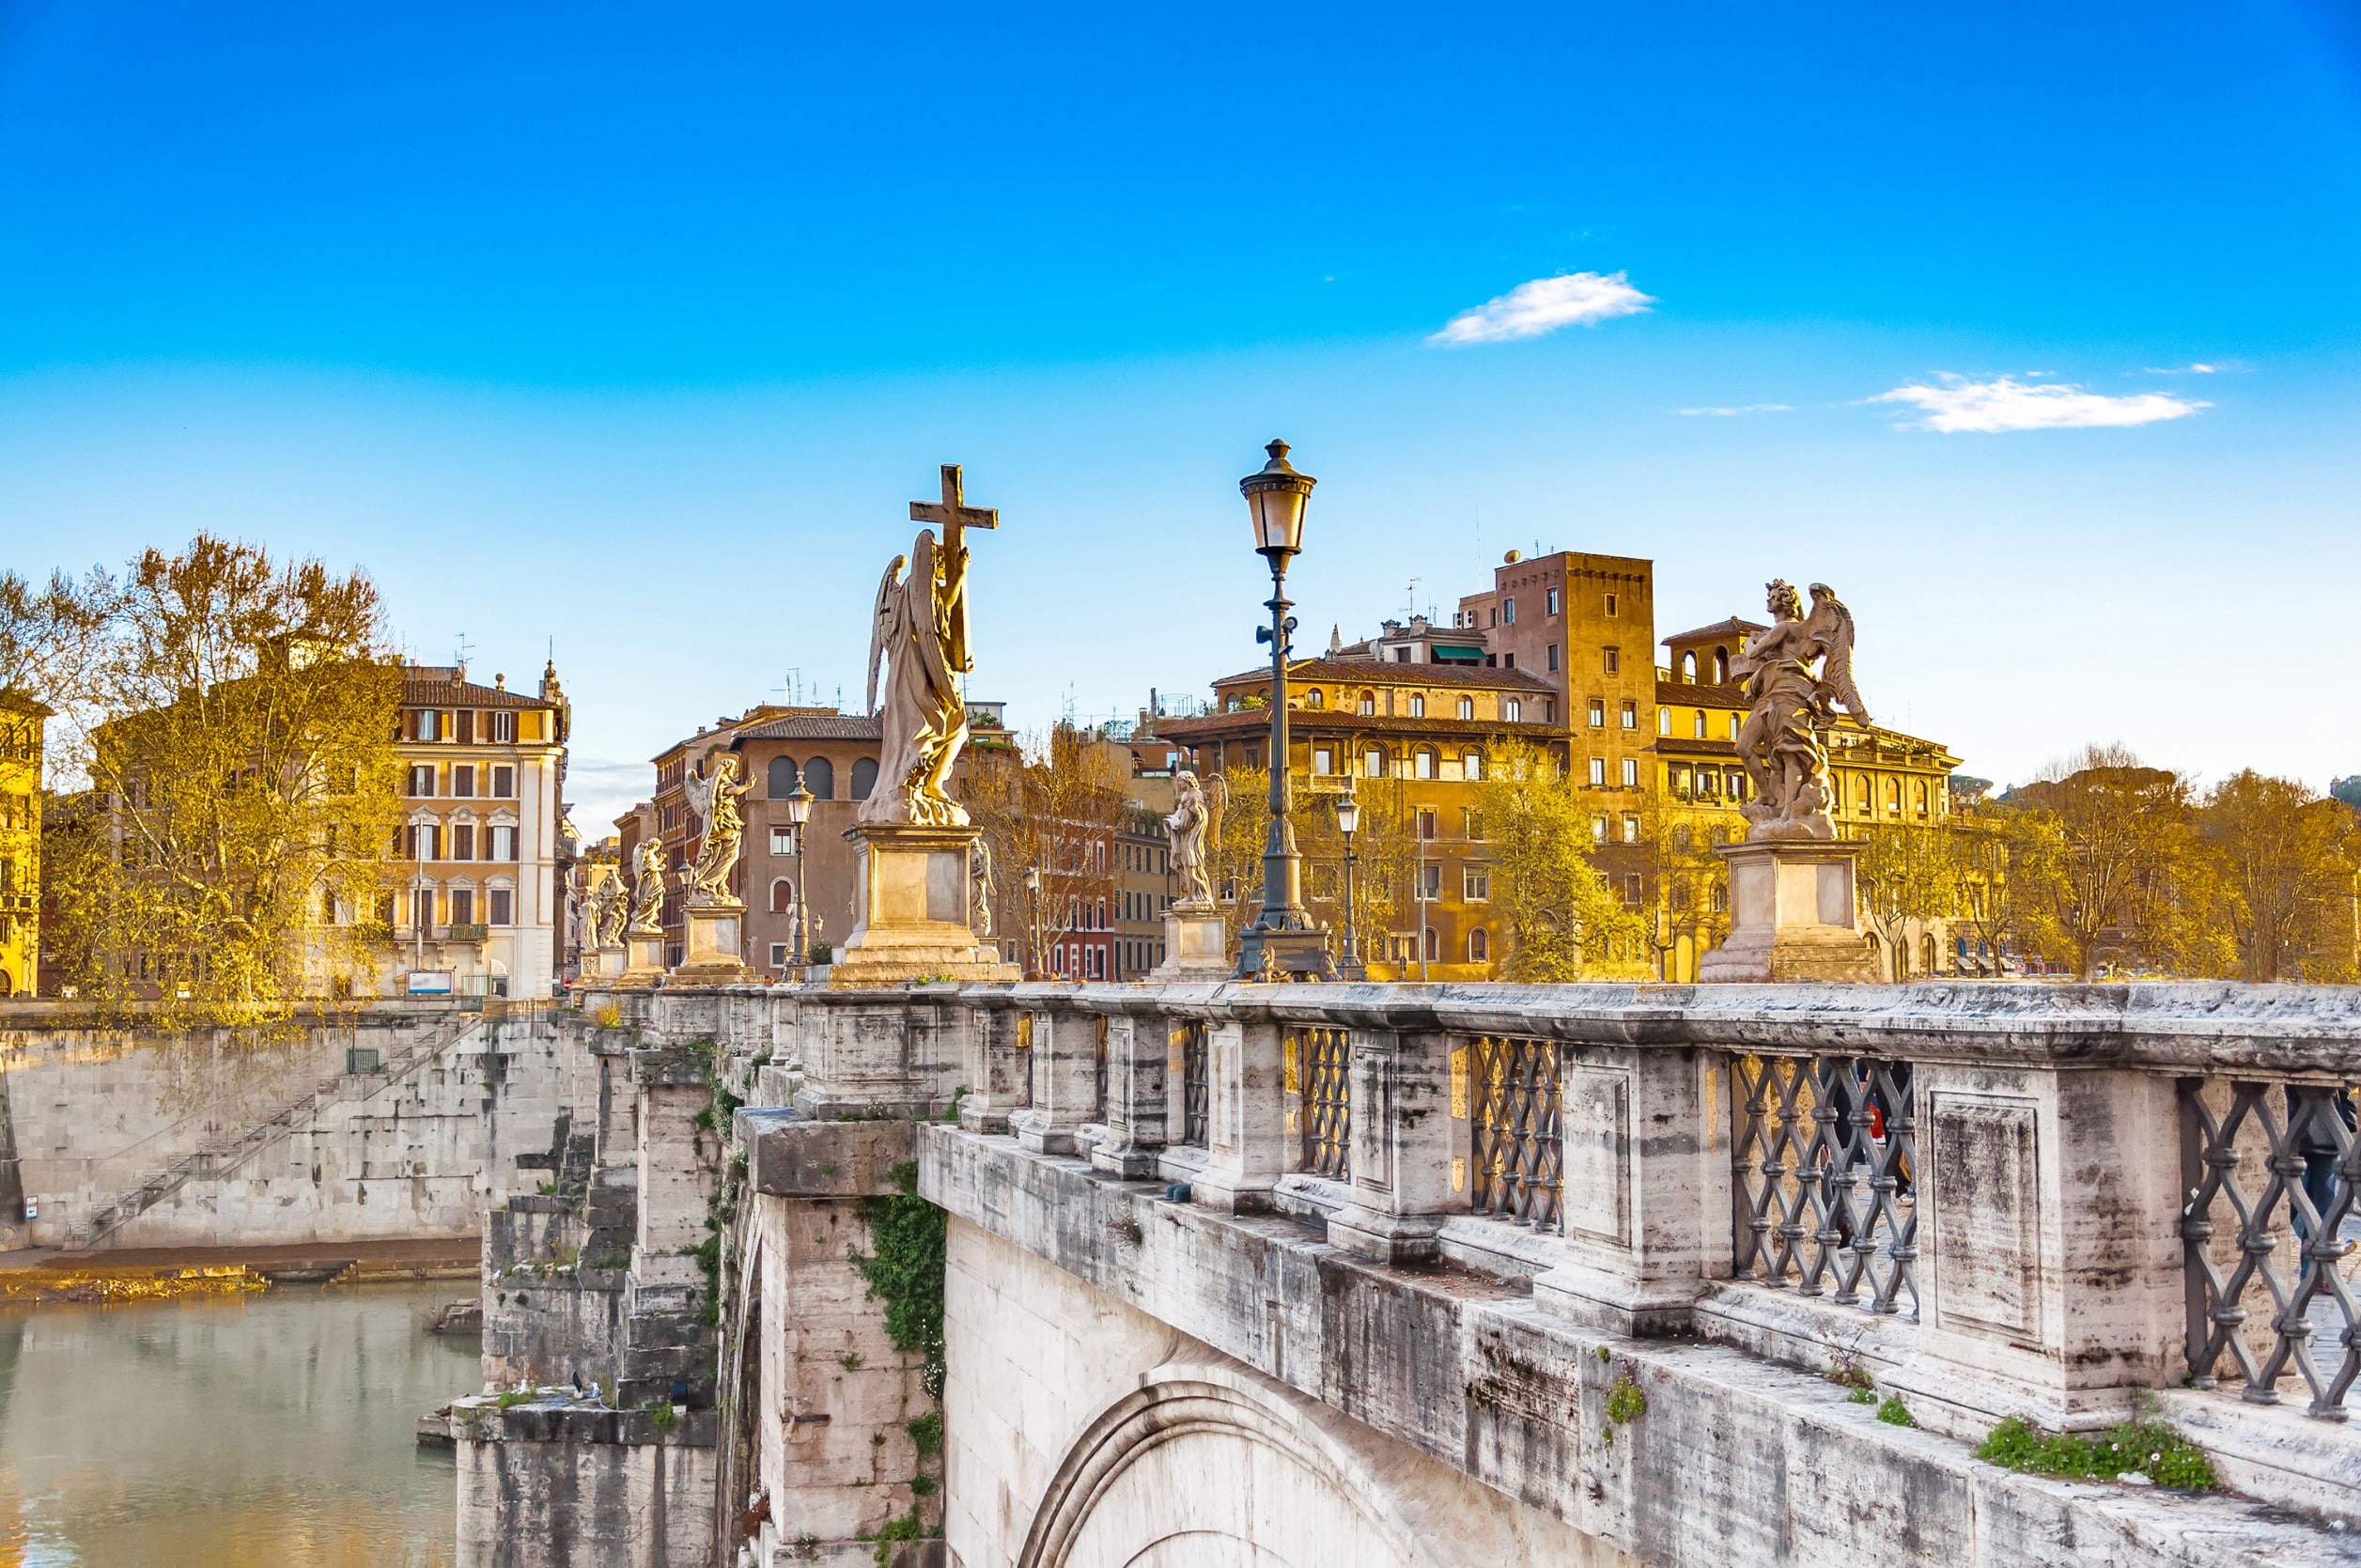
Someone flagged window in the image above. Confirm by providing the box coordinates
[769,943,789,968]
[1312,745,1335,776]
[770,826,797,856]
[456,710,476,745]
[1463,808,1486,840]
[1457,696,1474,721]
[450,889,475,925]
[491,710,517,743]
[1699,768,1719,799]
[1727,768,1746,800]
[1728,714,1741,741]
[1592,815,1607,842]
[1305,688,1325,708]
[451,824,475,861]
[1468,927,1490,962]
[411,823,441,860]
[412,888,435,929]
[1672,765,1692,799]
[407,765,435,798]
[768,756,799,797]
[1621,699,1638,729]
[493,766,515,798]
[1417,863,1442,898]
[1425,926,1440,963]
[1657,706,1671,737]
[1673,825,1692,853]
[1546,644,1561,673]
[1392,647,1410,662]
[1857,775,1872,812]
[1623,814,1639,844]
[1622,758,1639,788]
[1546,587,1561,616]
[1463,866,1489,901]
[770,877,795,912]
[1605,593,1618,617]
[1362,747,1387,778]
[489,888,514,925]
[1915,780,1930,816]
[851,757,878,799]
[1503,597,1516,625]
[1462,752,1482,782]
[1417,809,1437,840]
[1408,693,1425,718]
[804,756,836,799]
[1603,647,1620,675]
[1414,749,1436,780]
[489,825,517,861]
[1588,756,1607,786]
[1713,648,1731,683]
[1681,652,1697,682]
[1712,882,1729,913]
[1503,698,1522,722]
[452,765,475,799]
[1503,653,1514,669]
[413,709,442,742]
[1887,778,1902,814]
[1623,873,1642,909]
[1693,709,1708,739]
[1588,698,1606,727]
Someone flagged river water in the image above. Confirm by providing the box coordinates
[0,1281,477,1567]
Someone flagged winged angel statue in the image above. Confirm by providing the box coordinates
[1730,580,1872,841]
[859,528,974,829]
[1165,769,1227,909]
[682,751,750,901]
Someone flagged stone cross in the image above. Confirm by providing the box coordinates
[909,463,998,553]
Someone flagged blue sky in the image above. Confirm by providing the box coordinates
[2,1,2356,828]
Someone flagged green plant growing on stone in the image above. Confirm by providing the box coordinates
[840,1353,864,1371]
[859,1503,931,1568]
[648,1402,677,1431]
[494,1389,532,1409]
[1826,1361,1877,1404]
[1606,1374,1647,1426]
[1875,1396,1915,1427]
[847,1158,951,1549]
[907,1412,942,1456]
[1977,1413,2216,1490]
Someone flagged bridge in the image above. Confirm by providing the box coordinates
[450,979,2361,1567]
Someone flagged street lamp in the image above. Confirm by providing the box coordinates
[784,780,813,974]
[1334,785,1364,980]
[1235,440,1333,981]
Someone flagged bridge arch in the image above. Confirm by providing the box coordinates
[1017,1363,1447,1568]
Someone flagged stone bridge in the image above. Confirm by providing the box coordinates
[454,981,2361,1567]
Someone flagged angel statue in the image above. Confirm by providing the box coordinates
[969,836,995,938]
[682,751,751,902]
[590,862,629,948]
[1165,769,1226,909]
[1730,580,1872,841]
[859,531,975,830]
[626,839,668,936]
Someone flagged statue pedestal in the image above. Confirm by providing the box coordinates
[673,897,753,985]
[616,931,668,989]
[829,824,1020,988]
[589,942,626,981]
[1149,904,1233,981]
[1698,839,1878,983]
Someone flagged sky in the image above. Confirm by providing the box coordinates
[2,1,2357,831]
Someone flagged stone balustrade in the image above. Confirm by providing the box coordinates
[577,976,2361,1552]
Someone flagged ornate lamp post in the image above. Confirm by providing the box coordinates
[1334,785,1364,979]
[783,780,813,975]
[1235,440,1334,981]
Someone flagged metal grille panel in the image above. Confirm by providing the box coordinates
[1297,1026,1352,1180]
[1179,1022,1209,1148]
[1732,1053,1918,1316]
[1472,1035,1562,1230]
[2182,1079,2361,1418]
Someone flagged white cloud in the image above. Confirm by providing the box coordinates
[1429,271,1654,345]
[1674,403,1793,417]
[1868,374,2209,433]
[2143,362,2217,375]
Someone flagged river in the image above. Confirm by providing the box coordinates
[0,1281,476,1567]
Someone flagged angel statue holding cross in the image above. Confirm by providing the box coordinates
[858,465,998,829]
[1730,579,1872,842]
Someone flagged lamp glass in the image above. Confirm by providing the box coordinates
[1334,795,1360,836]
[784,782,813,827]
[1239,439,1314,556]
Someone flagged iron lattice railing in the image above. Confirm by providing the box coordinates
[1732,1053,1918,1316]
[2182,1079,2361,1418]
[1471,1035,1562,1230]
[1015,1013,1036,1110]
[1178,1021,1210,1147]
[1297,1026,1352,1181]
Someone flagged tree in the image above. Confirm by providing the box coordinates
[967,722,1129,977]
[1852,823,1968,981]
[1474,739,1646,981]
[2198,770,2359,982]
[2004,743,2207,981]
[41,537,405,1023]
[1949,814,2019,975]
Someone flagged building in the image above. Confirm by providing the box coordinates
[1157,652,1566,980]
[391,662,570,998]
[1653,619,1962,981]
[0,691,46,997]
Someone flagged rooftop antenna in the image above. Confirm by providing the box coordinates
[773,668,802,706]
[1405,576,1421,622]
[453,631,475,675]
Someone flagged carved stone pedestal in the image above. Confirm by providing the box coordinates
[588,942,626,981]
[616,932,667,989]
[1698,839,1878,983]
[1148,904,1231,981]
[828,824,1019,988]
[672,897,752,985]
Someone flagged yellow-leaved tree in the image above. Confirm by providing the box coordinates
[1475,739,1646,981]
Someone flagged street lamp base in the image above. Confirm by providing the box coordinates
[1236,925,1335,982]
